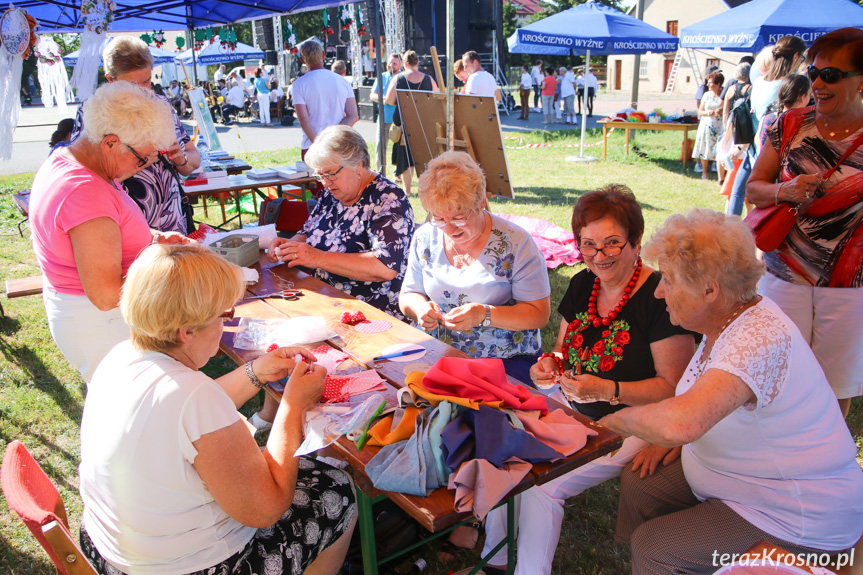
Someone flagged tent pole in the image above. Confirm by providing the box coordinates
[373,0,385,175]
[186,2,198,85]
[446,0,454,150]
[629,0,644,107]
[580,48,589,157]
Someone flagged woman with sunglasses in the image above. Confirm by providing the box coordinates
[399,151,551,386]
[78,243,356,575]
[28,82,184,383]
[479,185,695,575]
[748,27,863,418]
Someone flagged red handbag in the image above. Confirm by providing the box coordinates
[744,202,798,252]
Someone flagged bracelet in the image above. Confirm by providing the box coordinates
[174,153,188,167]
[540,352,564,375]
[245,360,265,389]
[774,182,784,206]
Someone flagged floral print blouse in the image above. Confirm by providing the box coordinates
[402,213,550,358]
[301,173,414,320]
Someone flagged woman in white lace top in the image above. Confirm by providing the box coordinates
[599,209,863,575]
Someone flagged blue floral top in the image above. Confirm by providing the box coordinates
[301,173,414,320]
[402,213,550,358]
[72,94,191,234]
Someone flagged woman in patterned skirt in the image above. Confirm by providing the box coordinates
[79,244,356,575]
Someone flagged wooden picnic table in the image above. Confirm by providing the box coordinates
[601,120,694,168]
[217,253,623,574]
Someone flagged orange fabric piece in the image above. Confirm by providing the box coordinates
[366,405,422,446]
[405,371,506,411]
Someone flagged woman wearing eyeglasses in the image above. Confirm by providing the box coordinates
[28,82,184,383]
[399,151,551,386]
[747,27,863,418]
[480,184,695,575]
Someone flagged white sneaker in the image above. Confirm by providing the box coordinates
[695,163,703,173]
[248,412,273,433]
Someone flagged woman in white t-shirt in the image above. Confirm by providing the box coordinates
[78,244,356,575]
[600,210,863,575]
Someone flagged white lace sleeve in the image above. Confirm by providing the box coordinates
[708,307,792,410]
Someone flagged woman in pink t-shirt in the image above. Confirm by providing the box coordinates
[29,81,180,382]
[541,68,556,125]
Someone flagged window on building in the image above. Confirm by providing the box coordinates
[706,58,720,69]
[667,21,678,36]
[639,60,649,78]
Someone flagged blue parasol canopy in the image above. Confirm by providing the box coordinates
[63,40,180,66]
[175,38,264,65]
[19,0,362,33]
[514,0,679,56]
[680,0,863,52]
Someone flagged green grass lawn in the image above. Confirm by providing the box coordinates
[0,128,860,575]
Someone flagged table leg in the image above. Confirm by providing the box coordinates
[625,128,631,156]
[506,498,515,575]
[603,124,608,160]
[357,489,379,575]
[233,190,242,227]
[683,126,689,169]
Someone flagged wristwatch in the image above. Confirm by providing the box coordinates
[609,381,620,406]
[482,305,492,327]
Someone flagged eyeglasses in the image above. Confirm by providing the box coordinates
[807,65,863,84]
[313,166,344,182]
[428,211,474,228]
[220,308,235,321]
[578,240,628,257]
[124,143,150,168]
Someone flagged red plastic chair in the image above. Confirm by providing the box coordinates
[259,198,311,235]
[1,440,97,575]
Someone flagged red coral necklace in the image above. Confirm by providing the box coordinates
[588,258,643,328]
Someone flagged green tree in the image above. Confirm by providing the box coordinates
[503,2,518,41]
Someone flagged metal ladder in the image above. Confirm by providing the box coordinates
[479,44,512,115]
[664,48,702,94]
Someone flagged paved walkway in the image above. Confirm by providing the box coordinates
[1,94,693,176]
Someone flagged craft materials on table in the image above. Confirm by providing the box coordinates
[375,343,427,362]
[354,319,392,333]
[244,289,304,301]
[233,316,334,349]
[296,393,391,456]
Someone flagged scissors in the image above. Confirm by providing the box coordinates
[244,289,304,301]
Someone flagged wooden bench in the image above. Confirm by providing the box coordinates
[5,276,43,298]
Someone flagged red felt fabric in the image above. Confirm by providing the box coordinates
[1,441,67,573]
[422,357,548,414]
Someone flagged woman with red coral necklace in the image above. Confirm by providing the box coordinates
[482,184,696,575]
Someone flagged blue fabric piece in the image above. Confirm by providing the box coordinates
[440,405,563,471]
[365,407,442,496]
[728,151,753,216]
[501,354,541,388]
[428,401,454,486]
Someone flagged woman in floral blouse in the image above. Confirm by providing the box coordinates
[399,151,550,386]
[481,184,695,575]
[268,125,414,320]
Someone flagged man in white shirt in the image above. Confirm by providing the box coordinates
[586,68,598,117]
[576,71,586,115]
[519,65,532,120]
[560,66,578,125]
[221,81,247,125]
[531,59,543,112]
[462,50,501,101]
[213,64,225,84]
[292,39,358,159]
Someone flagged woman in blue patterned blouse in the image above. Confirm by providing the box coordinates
[267,126,414,320]
[399,151,551,385]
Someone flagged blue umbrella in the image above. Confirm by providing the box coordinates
[20,0,363,33]
[512,0,679,159]
[680,0,863,52]
[176,38,264,65]
[63,41,180,66]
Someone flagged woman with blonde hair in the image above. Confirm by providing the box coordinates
[399,151,550,384]
[30,81,182,382]
[601,209,862,574]
[79,243,356,574]
[71,36,201,234]
[384,49,439,195]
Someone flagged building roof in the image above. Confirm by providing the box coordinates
[725,0,754,7]
[507,0,544,17]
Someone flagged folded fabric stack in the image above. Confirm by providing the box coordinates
[364,357,598,518]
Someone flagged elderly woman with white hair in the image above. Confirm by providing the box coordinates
[399,151,551,384]
[71,36,201,234]
[79,243,356,574]
[599,209,863,575]
[29,81,183,382]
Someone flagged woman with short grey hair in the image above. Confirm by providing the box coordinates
[71,36,201,235]
[29,82,183,382]
[601,209,863,574]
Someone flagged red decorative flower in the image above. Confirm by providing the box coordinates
[599,355,615,372]
[611,346,623,356]
[592,340,606,354]
[614,331,631,345]
[602,329,611,338]
[573,333,584,348]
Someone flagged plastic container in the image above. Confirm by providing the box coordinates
[208,234,259,268]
